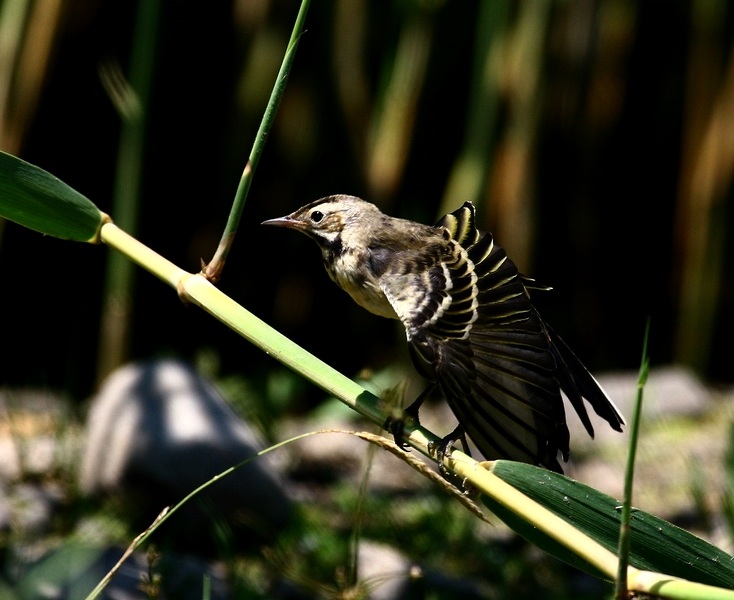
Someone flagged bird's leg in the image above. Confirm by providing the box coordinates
[383,383,436,450]
[429,425,471,477]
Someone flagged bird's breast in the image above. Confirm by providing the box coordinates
[325,247,399,319]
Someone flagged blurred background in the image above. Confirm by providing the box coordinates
[1,0,733,406]
[3,1,734,597]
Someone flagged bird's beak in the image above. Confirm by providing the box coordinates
[261,214,303,230]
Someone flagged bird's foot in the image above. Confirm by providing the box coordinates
[428,426,470,478]
[383,384,435,451]
[383,401,421,451]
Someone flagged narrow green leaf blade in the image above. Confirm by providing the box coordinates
[486,461,734,588]
[0,151,103,242]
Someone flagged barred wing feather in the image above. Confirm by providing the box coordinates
[391,202,623,472]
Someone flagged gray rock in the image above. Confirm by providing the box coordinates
[356,541,486,600]
[79,359,292,546]
[356,541,414,600]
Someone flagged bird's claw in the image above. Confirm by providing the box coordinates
[429,427,470,479]
[383,402,421,451]
[428,437,454,477]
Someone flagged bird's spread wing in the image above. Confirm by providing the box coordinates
[379,202,622,472]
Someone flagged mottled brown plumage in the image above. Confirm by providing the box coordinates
[264,195,624,472]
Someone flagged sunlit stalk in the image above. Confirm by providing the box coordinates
[203,0,311,282]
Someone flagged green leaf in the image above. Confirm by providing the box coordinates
[0,151,104,242]
[486,461,734,588]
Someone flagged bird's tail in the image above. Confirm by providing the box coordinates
[546,324,625,436]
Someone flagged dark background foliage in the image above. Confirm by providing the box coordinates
[1,0,733,403]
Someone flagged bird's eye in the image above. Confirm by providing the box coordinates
[310,210,324,223]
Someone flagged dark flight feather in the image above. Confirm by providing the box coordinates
[391,202,623,471]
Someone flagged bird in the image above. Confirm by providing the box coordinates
[263,195,625,473]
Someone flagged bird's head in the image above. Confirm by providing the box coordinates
[262,195,384,250]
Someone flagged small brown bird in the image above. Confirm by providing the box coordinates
[263,195,624,472]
